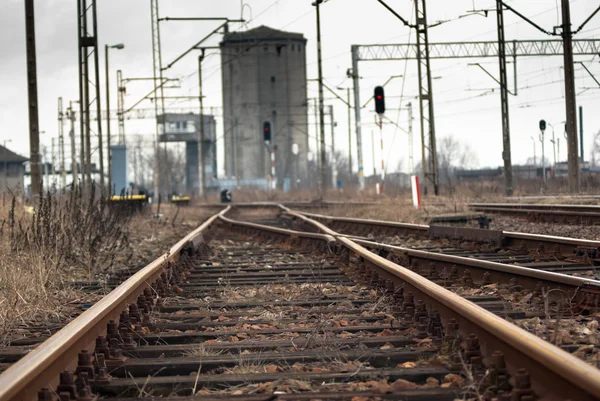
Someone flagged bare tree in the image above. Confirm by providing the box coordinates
[590,130,600,167]
[437,135,478,190]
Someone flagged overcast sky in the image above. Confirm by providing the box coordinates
[2,0,600,178]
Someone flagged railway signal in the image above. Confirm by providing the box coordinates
[539,119,547,185]
[374,86,385,115]
[263,121,272,143]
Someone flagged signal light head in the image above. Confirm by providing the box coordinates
[263,121,272,142]
[374,86,385,115]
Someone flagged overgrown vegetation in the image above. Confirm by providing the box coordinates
[4,186,133,279]
[0,187,135,343]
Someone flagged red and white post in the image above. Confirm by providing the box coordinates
[411,175,421,209]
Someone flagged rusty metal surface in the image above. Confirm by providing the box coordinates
[284,208,600,400]
[0,207,230,401]
[469,203,600,224]
[4,203,600,401]
[352,238,600,297]
[469,202,600,212]
[428,225,504,245]
[289,208,600,272]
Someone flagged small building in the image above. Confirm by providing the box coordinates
[0,145,28,194]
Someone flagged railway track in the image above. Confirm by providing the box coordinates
[289,209,600,279]
[469,202,600,225]
[1,205,600,400]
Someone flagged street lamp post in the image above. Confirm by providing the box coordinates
[312,0,327,195]
[105,43,125,194]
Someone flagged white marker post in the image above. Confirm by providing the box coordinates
[411,175,421,209]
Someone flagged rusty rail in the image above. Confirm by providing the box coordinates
[4,203,600,401]
[290,208,600,254]
[283,207,600,401]
[0,207,230,401]
[469,202,600,224]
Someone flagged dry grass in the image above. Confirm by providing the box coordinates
[0,193,217,345]
[296,198,473,224]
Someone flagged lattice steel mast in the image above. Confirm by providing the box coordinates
[414,0,438,195]
[77,0,104,191]
[151,0,166,199]
[496,0,513,196]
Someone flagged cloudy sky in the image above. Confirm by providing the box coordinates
[2,0,600,179]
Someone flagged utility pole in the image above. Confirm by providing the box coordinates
[24,0,42,197]
[579,106,584,163]
[313,100,320,175]
[51,138,56,190]
[346,88,353,179]
[151,0,166,200]
[415,0,439,195]
[329,105,337,188]
[116,70,126,144]
[371,129,377,177]
[58,97,66,191]
[105,44,125,193]
[407,102,414,173]
[198,50,206,198]
[78,0,103,193]
[68,102,78,185]
[530,136,537,167]
[106,46,111,192]
[496,0,513,196]
[350,51,365,190]
[539,120,547,186]
[561,0,580,193]
[313,0,327,195]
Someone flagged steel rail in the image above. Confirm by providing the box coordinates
[290,208,600,250]
[280,207,600,400]
[0,207,230,401]
[291,209,429,232]
[218,213,336,243]
[285,208,600,300]
[469,202,600,212]
[471,206,600,218]
[352,238,600,293]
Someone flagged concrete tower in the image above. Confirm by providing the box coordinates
[220,26,309,189]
